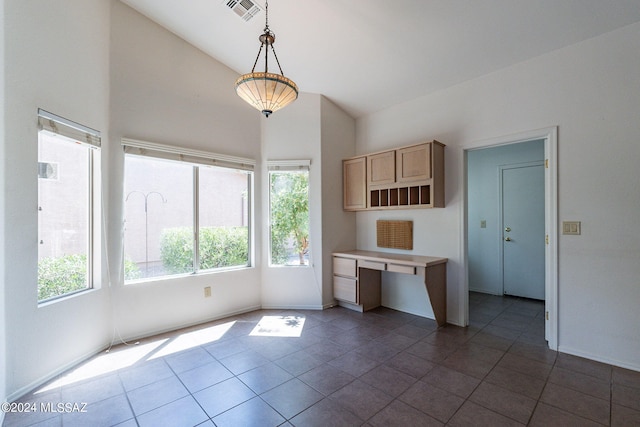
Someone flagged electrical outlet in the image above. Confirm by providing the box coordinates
[204,286,212,298]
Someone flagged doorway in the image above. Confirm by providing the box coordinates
[463,127,558,349]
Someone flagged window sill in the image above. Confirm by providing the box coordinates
[124,265,254,286]
[38,287,98,308]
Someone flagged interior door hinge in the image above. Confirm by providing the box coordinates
[545,159,549,168]
[546,311,549,320]
[545,234,549,245]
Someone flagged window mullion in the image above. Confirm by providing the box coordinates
[193,166,199,273]
[87,148,94,289]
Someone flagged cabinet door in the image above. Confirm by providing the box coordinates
[397,143,431,183]
[368,150,396,188]
[343,157,367,210]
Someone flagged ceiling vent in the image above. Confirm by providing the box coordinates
[224,0,262,22]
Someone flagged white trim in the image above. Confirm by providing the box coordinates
[544,128,559,350]
[122,137,255,171]
[5,343,106,402]
[38,109,101,137]
[6,304,264,402]
[38,109,101,148]
[558,345,640,373]
[260,304,326,310]
[267,159,311,171]
[460,126,558,350]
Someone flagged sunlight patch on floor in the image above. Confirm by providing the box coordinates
[149,320,236,359]
[38,339,169,392]
[250,315,305,337]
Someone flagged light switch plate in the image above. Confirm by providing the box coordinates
[562,221,581,235]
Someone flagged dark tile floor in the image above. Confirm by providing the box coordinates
[4,292,640,426]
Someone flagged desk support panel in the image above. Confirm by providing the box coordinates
[358,268,382,311]
[425,262,447,327]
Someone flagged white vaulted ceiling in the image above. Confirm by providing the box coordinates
[120,0,640,118]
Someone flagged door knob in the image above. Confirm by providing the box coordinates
[505,227,511,232]
[505,237,512,242]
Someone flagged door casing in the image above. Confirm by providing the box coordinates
[461,127,558,350]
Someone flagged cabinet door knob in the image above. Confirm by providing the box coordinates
[505,227,511,232]
[505,237,512,242]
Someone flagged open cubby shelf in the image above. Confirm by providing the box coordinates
[370,185,431,208]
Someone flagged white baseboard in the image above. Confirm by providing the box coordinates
[558,345,640,372]
[6,344,106,403]
[260,304,326,311]
[117,305,263,344]
[6,305,264,402]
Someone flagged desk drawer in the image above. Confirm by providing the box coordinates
[333,257,357,277]
[333,276,357,304]
[387,264,416,275]
[358,260,386,271]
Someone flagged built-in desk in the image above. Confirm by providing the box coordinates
[332,250,448,326]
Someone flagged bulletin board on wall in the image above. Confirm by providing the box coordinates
[376,220,413,250]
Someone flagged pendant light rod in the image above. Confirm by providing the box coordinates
[235,0,298,117]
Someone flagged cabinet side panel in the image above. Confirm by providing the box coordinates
[432,143,445,207]
[343,157,366,210]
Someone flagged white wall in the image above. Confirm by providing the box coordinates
[3,0,112,399]
[109,1,262,340]
[0,0,6,419]
[356,22,640,370]
[260,94,324,309]
[260,94,357,310]
[467,140,544,295]
[320,97,358,307]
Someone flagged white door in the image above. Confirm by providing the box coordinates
[502,163,545,300]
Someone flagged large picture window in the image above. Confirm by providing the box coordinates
[123,140,253,282]
[37,110,101,302]
[268,161,310,266]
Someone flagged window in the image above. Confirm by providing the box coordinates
[268,161,310,266]
[37,110,101,302]
[123,139,254,282]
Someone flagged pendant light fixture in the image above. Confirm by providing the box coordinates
[235,0,298,117]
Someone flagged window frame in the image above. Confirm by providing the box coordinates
[37,109,101,304]
[122,138,255,283]
[267,160,311,268]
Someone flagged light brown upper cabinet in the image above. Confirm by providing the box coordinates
[343,156,367,211]
[343,141,445,211]
[367,150,396,188]
[397,144,431,183]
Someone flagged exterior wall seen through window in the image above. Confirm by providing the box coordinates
[37,131,96,301]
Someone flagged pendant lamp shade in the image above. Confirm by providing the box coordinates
[235,72,298,117]
[235,0,298,117]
